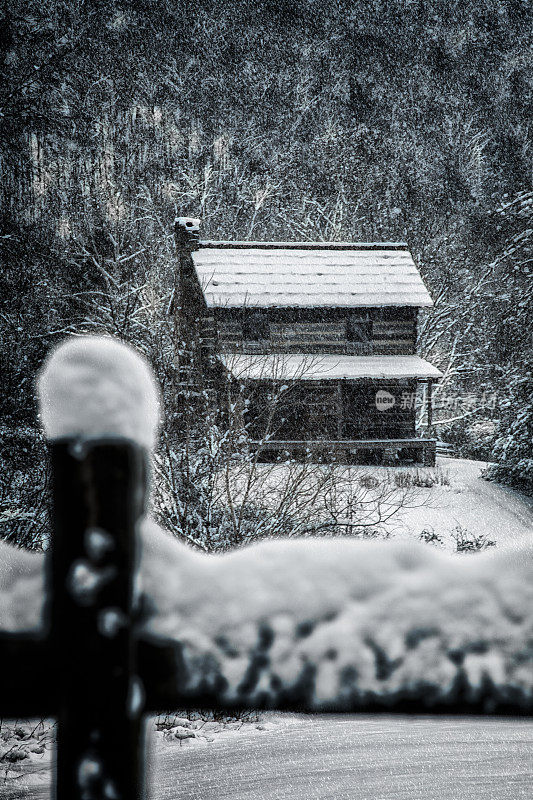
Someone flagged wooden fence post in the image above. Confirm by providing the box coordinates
[49,437,148,800]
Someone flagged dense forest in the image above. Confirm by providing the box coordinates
[1,0,532,547]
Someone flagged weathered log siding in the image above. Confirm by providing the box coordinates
[245,381,339,440]
[372,310,417,355]
[244,379,417,441]
[214,308,416,355]
[176,252,218,385]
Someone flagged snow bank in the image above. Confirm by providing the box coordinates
[0,540,44,632]
[37,336,160,449]
[140,520,533,711]
[4,527,532,710]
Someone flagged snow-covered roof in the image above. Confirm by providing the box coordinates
[220,354,443,381]
[193,242,433,308]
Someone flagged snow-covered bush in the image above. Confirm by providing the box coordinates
[418,527,445,547]
[392,467,449,489]
[465,419,498,453]
[151,415,427,552]
[451,525,496,553]
[151,421,281,552]
[437,414,499,461]
[0,429,50,550]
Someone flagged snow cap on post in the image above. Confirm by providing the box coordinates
[37,336,161,450]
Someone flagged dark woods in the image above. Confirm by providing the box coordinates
[1,0,532,549]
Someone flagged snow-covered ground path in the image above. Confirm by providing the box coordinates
[222,456,532,549]
[3,715,532,799]
[391,457,533,547]
[149,714,533,800]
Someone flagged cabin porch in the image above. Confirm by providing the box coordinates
[221,353,442,466]
[244,380,436,466]
[252,437,437,466]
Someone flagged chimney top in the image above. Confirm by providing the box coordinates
[174,217,201,251]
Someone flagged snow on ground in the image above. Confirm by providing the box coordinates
[0,543,44,632]
[147,714,533,800]
[5,714,532,800]
[0,719,54,797]
[150,710,279,748]
[224,457,532,550]
[390,457,533,549]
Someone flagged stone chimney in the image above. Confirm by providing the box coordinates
[174,216,201,252]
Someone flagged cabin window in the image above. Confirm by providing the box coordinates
[346,316,372,343]
[242,311,269,340]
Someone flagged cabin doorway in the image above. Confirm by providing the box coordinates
[342,383,373,438]
[342,380,417,440]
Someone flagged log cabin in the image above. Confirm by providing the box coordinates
[174,218,442,465]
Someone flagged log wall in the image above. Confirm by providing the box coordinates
[179,274,428,461]
[245,379,417,442]
[214,307,416,355]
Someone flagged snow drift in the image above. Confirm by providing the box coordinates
[140,521,533,710]
[1,525,532,711]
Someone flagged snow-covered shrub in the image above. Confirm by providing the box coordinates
[392,467,449,490]
[412,469,438,488]
[451,525,496,553]
[418,527,444,546]
[433,466,450,486]
[393,470,416,489]
[357,473,381,490]
[151,422,426,552]
[0,429,50,550]
[465,419,498,454]
[437,414,499,461]
[151,415,291,551]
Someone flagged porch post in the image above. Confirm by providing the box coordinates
[336,381,344,440]
[427,379,433,430]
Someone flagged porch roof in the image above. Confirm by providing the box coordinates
[220,354,443,381]
[193,243,433,308]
